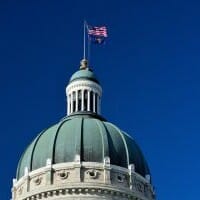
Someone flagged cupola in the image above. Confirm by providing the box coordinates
[66,59,102,116]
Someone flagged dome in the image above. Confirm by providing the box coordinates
[13,59,155,200]
[17,114,150,180]
[70,69,99,83]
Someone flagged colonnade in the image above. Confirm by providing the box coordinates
[67,89,100,115]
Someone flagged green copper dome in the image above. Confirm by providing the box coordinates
[70,69,99,83]
[17,114,150,179]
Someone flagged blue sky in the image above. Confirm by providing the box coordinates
[1,0,200,199]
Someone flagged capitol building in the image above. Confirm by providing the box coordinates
[11,59,156,200]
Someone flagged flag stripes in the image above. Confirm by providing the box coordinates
[88,26,108,37]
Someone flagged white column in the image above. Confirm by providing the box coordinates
[75,90,78,112]
[81,90,84,111]
[87,90,90,111]
[71,92,74,113]
[69,93,71,114]
[67,95,70,115]
[93,92,96,113]
[99,96,101,114]
[69,94,72,114]
[97,95,100,114]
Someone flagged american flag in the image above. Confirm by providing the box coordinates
[88,26,108,37]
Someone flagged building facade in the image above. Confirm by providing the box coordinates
[12,59,156,200]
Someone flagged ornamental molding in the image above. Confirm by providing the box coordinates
[66,80,102,94]
[14,162,149,188]
[18,186,23,196]
[33,176,42,186]
[86,169,99,179]
[57,170,70,180]
[15,186,152,200]
[116,173,126,183]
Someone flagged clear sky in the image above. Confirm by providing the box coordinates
[1,0,199,199]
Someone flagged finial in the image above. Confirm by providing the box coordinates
[80,59,88,70]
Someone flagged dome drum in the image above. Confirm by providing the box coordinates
[13,161,154,200]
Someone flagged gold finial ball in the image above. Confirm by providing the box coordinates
[80,59,88,70]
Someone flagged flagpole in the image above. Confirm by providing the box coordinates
[88,32,91,66]
[85,22,91,66]
[83,21,86,60]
